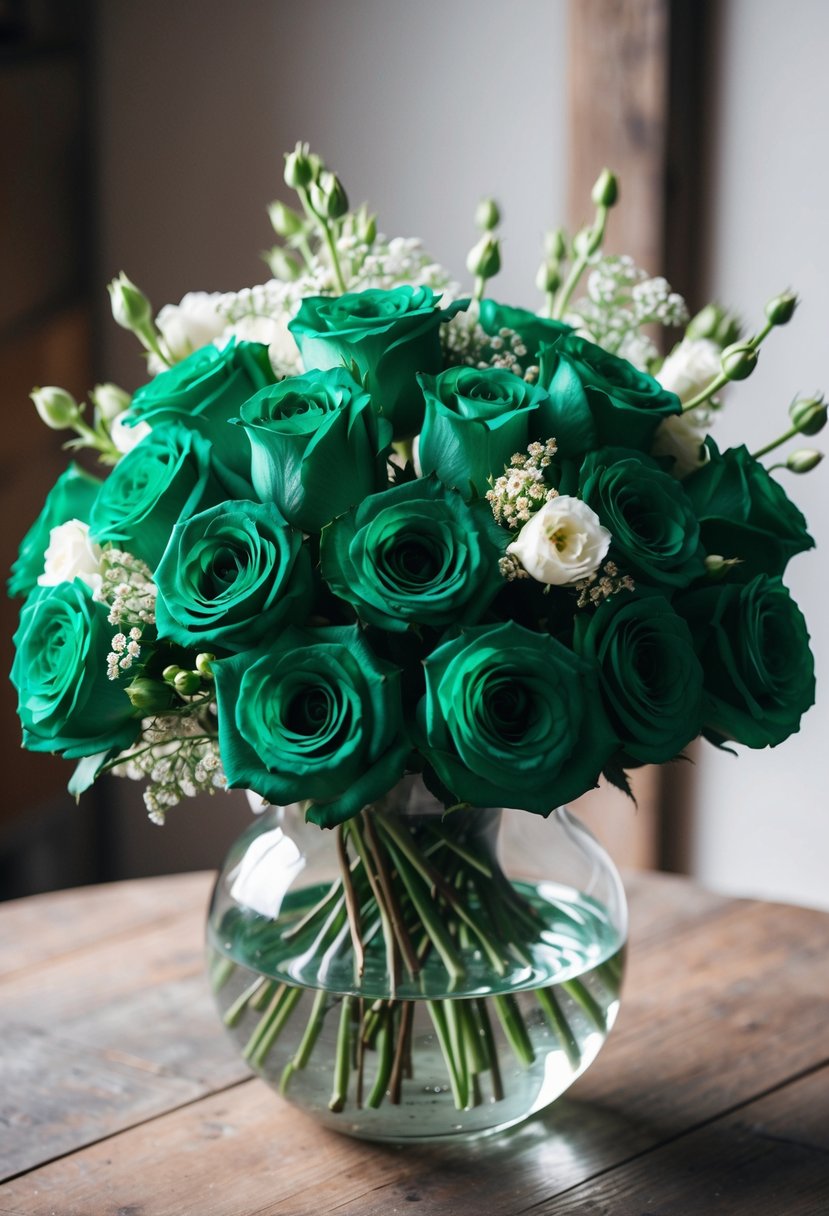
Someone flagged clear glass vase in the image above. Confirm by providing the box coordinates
[206,775,627,1142]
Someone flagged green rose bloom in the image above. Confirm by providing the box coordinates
[683,442,814,578]
[214,625,409,827]
[580,447,706,588]
[235,367,392,533]
[154,499,312,653]
[574,592,704,764]
[89,424,242,570]
[478,299,571,369]
[11,581,139,759]
[288,286,463,438]
[538,333,681,456]
[320,478,507,632]
[676,574,815,748]
[129,339,274,477]
[418,366,549,498]
[418,621,615,814]
[9,464,102,598]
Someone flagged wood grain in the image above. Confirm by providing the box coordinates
[0,874,826,1213]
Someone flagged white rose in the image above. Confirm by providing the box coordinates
[38,520,104,594]
[656,337,721,404]
[507,497,611,586]
[110,410,151,454]
[218,313,302,377]
[155,291,227,365]
[651,413,709,479]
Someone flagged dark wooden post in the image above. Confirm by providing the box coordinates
[565,0,713,871]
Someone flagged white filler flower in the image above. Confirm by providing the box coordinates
[149,291,227,371]
[110,411,151,454]
[507,497,611,586]
[38,520,104,594]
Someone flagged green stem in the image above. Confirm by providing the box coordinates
[751,422,800,459]
[209,955,236,993]
[443,1000,470,1110]
[377,831,464,984]
[249,986,302,1069]
[427,824,493,877]
[347,817,400,995]
[222,977,267,1028]
[336,825,365,982]
[280,988,329,1094]
[681,372,729,413]
[427,1001,466,1110]
[388,1000,414,1105]
[493,994,535,1066]
[474,274,487,302]
[475,998,504,1101]
[552,206,607,319]
[536,987,581,1069]
[362,812,420,980]
[329,995,355,1112]
[562,978,607,1033]
[366,1007,395,1108]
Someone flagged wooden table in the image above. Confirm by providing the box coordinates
[0,872,827,1214]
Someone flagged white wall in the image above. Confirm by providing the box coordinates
[693,0,829,910]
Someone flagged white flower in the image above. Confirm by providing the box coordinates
[110,411,151,454]
[38,520,103,593]
[155,291,227,365]
[656,337,721,404]
[217,313,301,377]
[506,497,611,585]
[652,413,709,479]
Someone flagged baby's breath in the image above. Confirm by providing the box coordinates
[487,439,559,529]
[574,561,636,608]
[110,714,225,823]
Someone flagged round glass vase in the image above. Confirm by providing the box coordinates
[206,776,627,1142]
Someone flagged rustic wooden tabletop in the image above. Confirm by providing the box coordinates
[0,870,827,1214]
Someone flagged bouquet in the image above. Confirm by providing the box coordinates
[9,144,820,1135]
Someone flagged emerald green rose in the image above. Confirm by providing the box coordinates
[418,366,549,498]
[8,464,101,598]
[538,333,681,456]
[320,478,507,632]
[11,581,139,759]
[235,367,392,533]
[89,424,242,570]
[574,592,703,764]
[683,442,814,578]
[154,500,312,653]
[579,447,706,588]
[418,621,615,813]
[676,574,815,748]
[213,625,409,827]
[129,339,274,477]
[288,286,463,438]
[478,299,571,369]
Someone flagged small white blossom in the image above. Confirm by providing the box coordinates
[38,520,103,594]
[153,291,227,366]
[507,497,611,586]
[110,411,151,454]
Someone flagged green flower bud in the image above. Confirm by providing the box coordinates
[284,141,315,189]
[789,394,827,435]
[685,303,742,348]
[573,225,603,258]
[195,652,216,678]
[535,260,561,294]
[544,228,568,261]
[704,554,744,579]
[357,209,377,244]
[475,197,501,231]
[721,341,758,381]
[466,233,501,279]
[162,664,182,683]
[311,170,348,220]
[30,385,81,430]
[267,199,305,238]
[108,272,153,336]
[786,448,823,473]
[265,246,302,281]
[90,382,131,423]
[591,168,619,208]
[125,677,174,714]
[173,669,201,696]
[766,291,798,326]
